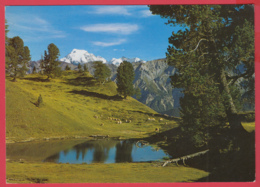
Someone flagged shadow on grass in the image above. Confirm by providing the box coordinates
[68,90,123,101]
[22,77,50,82]
[65,76,96,87]
[129,110,181,121]
[30,101,38,107]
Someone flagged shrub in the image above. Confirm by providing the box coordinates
[245,113,255,122]
[36,94,43,107]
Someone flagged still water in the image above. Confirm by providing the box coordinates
[6,139,170,164]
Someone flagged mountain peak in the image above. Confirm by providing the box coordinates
[60,49,106,65]
[109,57,146,66]
[71,49,88,54]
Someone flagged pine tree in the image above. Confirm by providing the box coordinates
[134,87,142,99]
[36,94,43,107]
[116,61,135,99]
[41,43,61,79]
[83,64,88,72]
[65,65,71,71]
[93,61,111,84]
[32,66,36,74]
[5,36,31,81]
[149,5,254,147]
[5,19,9,45]
[78,63,83,72]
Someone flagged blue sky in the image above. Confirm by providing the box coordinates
[5,5,182,62]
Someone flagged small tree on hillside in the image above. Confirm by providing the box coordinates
[5,36,31,81]
[78,63,83,72]
[83,64,88,72]
[41,43,61,79]
[116,61,135,99]
[36,94,43,107]
[65,64,71,71]
[93,61,111,84]
[134,87,142,99]
[32,66,36,74]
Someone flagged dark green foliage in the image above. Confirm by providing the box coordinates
[5,19,9,44]
[116,61,135,99]
[5,36,31,81]
[65,65,71,71]
[133,87,142,99]
[41,43,61,79]
[244,113,255,122]
[78,63,83,73]
[93,61,111,84]
[32,66,36,74]
[149,5,254,148]
[83,64,88,72]
[36,94,43,107]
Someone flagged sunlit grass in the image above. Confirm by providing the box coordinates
[6,161,209,183]
[6,72,176,142]
[242,122,255,133]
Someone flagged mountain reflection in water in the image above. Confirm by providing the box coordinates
[43,140,169,164]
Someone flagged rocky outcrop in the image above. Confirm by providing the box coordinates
[131,59,182,116]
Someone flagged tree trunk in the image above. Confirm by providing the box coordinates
[219,68,246,134]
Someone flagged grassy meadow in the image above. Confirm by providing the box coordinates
[6,71,178,142]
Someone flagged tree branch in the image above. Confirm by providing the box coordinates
[162,149,209,167]
[190,39,208,53]
[227,72,247,85]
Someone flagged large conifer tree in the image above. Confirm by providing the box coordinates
[41,43,61,79]
[149,5,254,147]
[116,61,135,99]
[5,36,31,81]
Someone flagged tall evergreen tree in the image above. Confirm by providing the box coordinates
[149,5,254,147]
[93,61,111,84]
[116,61,135,99]
[41,43,61,79]
[5,36,31,81]
[5,19,9,45]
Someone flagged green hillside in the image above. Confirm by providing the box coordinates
[6,71,177,142]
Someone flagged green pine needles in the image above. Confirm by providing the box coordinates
[116,61,135,99]
[40,43,61,79]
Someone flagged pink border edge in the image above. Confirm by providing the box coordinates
[0,0,259,187]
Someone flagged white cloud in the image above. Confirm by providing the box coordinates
[80,23,139,35]
[87,5,153,18]
[113,49,125,51]
[139,10,154,17]
[93,39,126,47]
[90,6,131,16]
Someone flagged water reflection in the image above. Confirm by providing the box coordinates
[115,141,133,163]
[43,140,169,164]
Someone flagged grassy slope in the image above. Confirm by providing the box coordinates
[6,71,177,142]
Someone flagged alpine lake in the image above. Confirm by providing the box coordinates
[6,139,171,164]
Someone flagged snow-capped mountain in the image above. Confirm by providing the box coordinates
[109,57,146,66]
[60,49,107,64]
